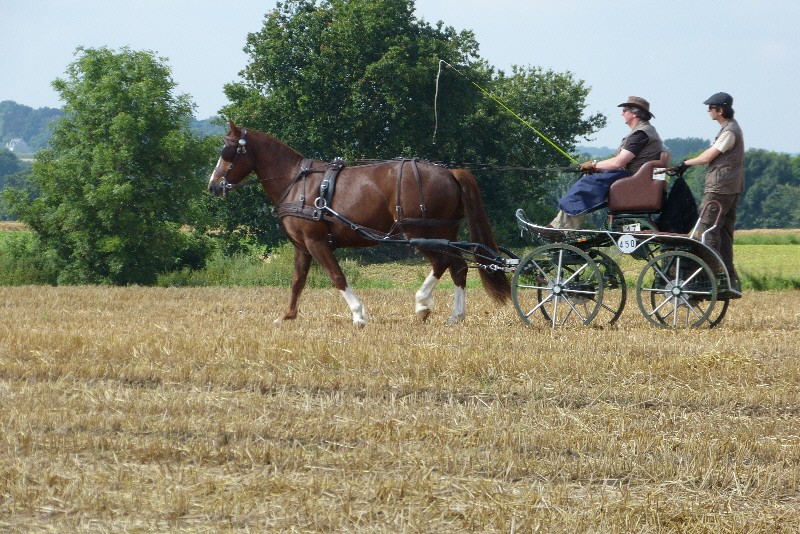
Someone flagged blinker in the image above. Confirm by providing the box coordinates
[220,143,237,161]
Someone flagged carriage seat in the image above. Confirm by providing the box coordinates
[608,151,670,214]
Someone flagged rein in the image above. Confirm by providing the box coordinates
[219,157,580,191]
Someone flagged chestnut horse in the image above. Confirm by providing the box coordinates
[208,121,510,326]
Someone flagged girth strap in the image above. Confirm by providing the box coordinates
[315,158,345,218]
[395,158,427,223]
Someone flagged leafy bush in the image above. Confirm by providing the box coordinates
[157,241,362,288]
[0,232,58,285]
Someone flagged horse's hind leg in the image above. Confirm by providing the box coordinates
[417,252,467,324]
[446,256,469,325]
[415,270,440,322]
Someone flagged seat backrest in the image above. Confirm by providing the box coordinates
[608,151,670,213]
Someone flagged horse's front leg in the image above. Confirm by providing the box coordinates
[277,247,313,322]
[308,241,368,327]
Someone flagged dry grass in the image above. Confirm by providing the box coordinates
[1,285,799,532]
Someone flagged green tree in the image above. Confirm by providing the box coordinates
[219,0,603,244]
[0,148,21,182]
[6,47,213,284]
[755,183,800,228]
[738,149,796,228]
[663,137,709,163]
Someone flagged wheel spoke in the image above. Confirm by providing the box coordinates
[512,244,604,328]
[637,251,717,328]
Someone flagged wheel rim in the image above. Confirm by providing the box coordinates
[512,244,604,327]
[636,251,718,328]
[588,249,627,326]
[706,295,730,328]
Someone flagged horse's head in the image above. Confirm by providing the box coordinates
[208,120,256,197]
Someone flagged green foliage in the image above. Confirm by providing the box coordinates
[157,241,361,288]
[189,117,227,139]
[738,150,799,228]
[0,231,58,285]
[5,47,214,285]
[0,148,21,180]
[663,137,709,163]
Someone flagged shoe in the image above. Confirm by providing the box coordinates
[726,279,743,299]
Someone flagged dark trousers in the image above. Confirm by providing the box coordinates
[697,192,739,282]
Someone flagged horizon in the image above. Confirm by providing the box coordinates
[2,1,798,154]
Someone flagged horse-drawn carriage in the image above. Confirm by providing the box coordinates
[509,155,741,329]
[209,123,738,329]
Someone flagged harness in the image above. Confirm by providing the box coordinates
[273,158,460,242]
[273,158,342,222]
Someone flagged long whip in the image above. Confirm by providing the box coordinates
[434,60,579,165]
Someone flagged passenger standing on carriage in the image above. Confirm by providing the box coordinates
[549,96,664,229]
[669,92,744,295]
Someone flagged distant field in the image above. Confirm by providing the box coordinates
[1,285,798,531]
[1,223,797,290]
[0,221,27,232]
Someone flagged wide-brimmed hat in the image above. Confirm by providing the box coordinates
[617,96,654,118]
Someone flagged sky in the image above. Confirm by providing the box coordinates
[1,0,797,154]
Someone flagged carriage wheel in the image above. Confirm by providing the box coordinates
[512,244,604,328]
[588,249,627,326]
[636,251,718,328]
[705,297,729,328]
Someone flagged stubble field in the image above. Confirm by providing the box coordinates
[1,284,799,532]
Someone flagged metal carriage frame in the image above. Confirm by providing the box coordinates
[510,203,740,329]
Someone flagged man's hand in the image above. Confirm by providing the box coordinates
[666,161,689,175]
[578,160,596,172]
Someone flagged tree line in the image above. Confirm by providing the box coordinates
[0,0,797,286]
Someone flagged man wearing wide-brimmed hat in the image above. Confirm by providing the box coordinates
[550,96,664,229]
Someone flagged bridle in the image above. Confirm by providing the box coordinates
[214,128,256,195]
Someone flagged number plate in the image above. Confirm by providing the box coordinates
[617,234,638,254]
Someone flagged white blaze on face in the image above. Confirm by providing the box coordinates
[208,156,225,189]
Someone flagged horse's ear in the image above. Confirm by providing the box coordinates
[228,119,239,135]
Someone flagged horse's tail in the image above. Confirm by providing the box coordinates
[450,168,511,305]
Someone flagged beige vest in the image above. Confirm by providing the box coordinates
[705,119,745,194]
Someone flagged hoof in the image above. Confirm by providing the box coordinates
[353,319,367,328]
[274,313,297,324]
[416,308,431,322]
[446,314,465,325]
